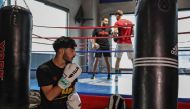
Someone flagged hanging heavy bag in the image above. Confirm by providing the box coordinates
[0,5,32,109]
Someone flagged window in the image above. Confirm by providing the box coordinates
[178,10,190,69]
[7,0,68,54]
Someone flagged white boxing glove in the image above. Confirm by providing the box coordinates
[113,29,118,36]
[92,43,100,49]
[58,63,82,89]
[67,92,81,109]
[58,77,71,89]
[63,63,82,83]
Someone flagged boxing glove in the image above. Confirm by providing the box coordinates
[58,76,71,89]
[92,43,100,49]
[58,63,82,89]
[67,92,81,109]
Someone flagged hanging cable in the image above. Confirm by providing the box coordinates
[22,0,30,10]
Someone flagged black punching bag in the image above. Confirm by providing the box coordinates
[0,6,32,109]
[133,0,178,109]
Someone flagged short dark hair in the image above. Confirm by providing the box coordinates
[101,16,108,21]
[115,10,123,16]
[53,36,77,52]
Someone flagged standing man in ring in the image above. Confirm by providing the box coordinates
[113,10,134,82]
[91,17,112,80]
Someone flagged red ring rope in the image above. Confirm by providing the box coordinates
[32,34,133,40]
[33,24,134,29]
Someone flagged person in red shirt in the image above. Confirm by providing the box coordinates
[113,10,134,82]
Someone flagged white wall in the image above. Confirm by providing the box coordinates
[46,0,82,36]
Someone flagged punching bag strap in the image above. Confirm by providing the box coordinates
[21,0,30,10]
[13,0,30,10]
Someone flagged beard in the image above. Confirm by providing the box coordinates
[63,55,71,64]
[102,23,108,26]
[63,53,75,64]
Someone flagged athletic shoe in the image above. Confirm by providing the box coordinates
[91,74,95,79]
[115,75,118,82]
[107,74,111,80]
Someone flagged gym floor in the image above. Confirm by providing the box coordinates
[30,72,190,99]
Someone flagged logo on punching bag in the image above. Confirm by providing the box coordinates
[171,45,178,56]
[0,41,5,81]
[158,0,171,12]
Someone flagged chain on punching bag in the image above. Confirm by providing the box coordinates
[0,6,32,109]
[133,0,178,109]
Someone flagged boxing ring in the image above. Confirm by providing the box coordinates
[1,2,190,109]
[28,15,190,109]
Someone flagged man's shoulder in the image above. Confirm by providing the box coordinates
[94,28,100,30]
[95,28,101,31]
[121,19,132,24]
[37,60,52,72]
[115,19,132,27]
[93,28,99,33]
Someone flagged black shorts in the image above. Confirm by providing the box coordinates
[95,48,111,57]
